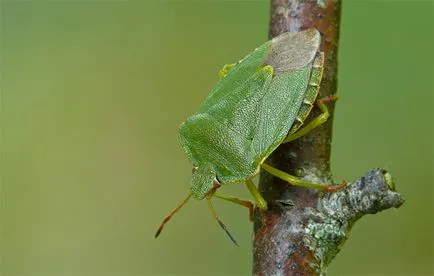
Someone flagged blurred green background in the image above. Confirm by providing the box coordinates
[1,1,433,275]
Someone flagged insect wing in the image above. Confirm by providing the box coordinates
[252,67,312,157]
[252,29,321,158]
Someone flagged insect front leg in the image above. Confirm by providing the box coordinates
[260,163,347,192]
[218,63,237,79]
[213,193,255,221]
[282,96,338,144]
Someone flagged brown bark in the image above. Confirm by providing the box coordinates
[253,1,404,275]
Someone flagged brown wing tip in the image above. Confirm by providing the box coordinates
[266,28,321,73]
[270,28,320,46]
[303,28,320,41]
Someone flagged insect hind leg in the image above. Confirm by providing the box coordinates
[260,163,346,192]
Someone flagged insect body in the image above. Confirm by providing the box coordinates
[155,29,344,244]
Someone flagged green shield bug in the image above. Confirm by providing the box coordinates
[155,29,345,245]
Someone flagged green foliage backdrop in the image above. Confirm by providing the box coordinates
[2,1,433,275]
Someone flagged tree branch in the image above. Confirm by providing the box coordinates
[253,0,405,275]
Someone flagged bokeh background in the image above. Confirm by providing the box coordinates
[1,1,433,275]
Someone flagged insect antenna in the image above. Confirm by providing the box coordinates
[206,198,239,246]
[155,193,192,238]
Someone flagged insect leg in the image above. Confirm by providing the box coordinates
[218,63,237,79]
[207,199,239,246]
[245,179,268,210]
[261,163,347,191]
[155,193,192,238]
[213,193,255,221]
[282,96,338,144]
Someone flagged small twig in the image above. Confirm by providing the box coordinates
[253,0,404,275]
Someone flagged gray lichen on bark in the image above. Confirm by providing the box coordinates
[303,169,404,273]
[254,167,404,275]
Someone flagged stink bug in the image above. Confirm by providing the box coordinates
[155,29,345,245]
